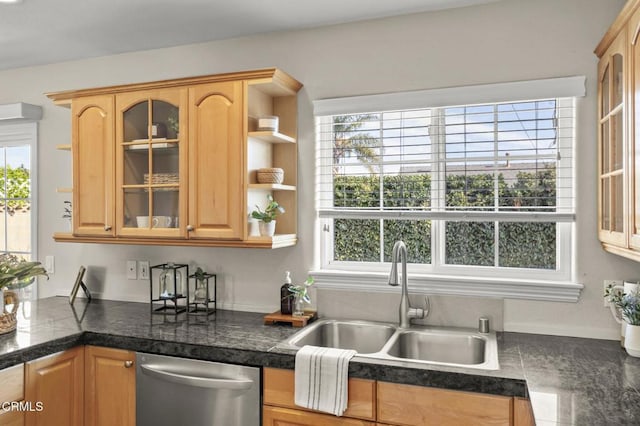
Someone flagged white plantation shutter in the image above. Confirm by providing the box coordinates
[313,77,583,285]
[316,99,575,223]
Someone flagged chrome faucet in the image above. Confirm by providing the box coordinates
[388,241,427,328]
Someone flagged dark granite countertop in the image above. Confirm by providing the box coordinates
[1,297,639,425]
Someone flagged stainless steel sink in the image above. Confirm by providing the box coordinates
[282,319,396,354]
[383,328,498,369]
[280,320,500,370]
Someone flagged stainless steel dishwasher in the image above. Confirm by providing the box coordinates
[136,352,260,426]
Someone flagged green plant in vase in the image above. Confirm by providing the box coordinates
[250,194,284,237]
[288,276,314,316]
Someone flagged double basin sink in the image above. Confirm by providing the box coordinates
[280,319,499,370]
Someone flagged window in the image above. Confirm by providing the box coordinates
[314,78,583,301]
[0,122,38,298]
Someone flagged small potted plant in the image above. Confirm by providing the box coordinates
[251,194,285,237]
[288,276,314,317]
[606,284,640,357]
[0,254,48,334]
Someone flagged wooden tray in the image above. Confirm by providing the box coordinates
[264,310,317,327]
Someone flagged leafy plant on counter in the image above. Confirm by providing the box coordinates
[288,276,315,304]
[0,253,48,291]
[605,284,640,325]
[251,194,284,223]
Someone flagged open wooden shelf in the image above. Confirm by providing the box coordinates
[248,131,295,144]
[248,183,296,191]
[56,187,73,193]
[53,232,296,248]
[56,144,71,151]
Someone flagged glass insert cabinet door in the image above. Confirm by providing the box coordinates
[115,89,187,237]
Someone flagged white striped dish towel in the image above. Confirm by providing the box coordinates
[294,345,357,416]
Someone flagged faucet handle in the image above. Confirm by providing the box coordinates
[408,307,426,320]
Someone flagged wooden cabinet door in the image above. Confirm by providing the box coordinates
[24,347,84,426]
[71,95,115,237]
[263,368,376,421]
[84,346,135,426]
[628,7,640,250]
[263,406,375,426]
[598,28,628,248]
[188,81,245,240]
[513,397,535,426]
[377,382,512,426]
[115,89,187,238]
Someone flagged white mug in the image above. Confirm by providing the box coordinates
[136,216,150,228]
[152,216,172,228]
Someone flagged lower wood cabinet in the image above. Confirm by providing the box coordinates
[263,367,533,426]
[24,346,84,426]
[263,367,376,420]
[0,363,26,426]
[18,345,134,426]
[263,406,375,426]
[84,345,136,426]
[377,382,512,426]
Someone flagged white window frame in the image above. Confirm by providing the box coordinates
[0,121,39,299]
[312,78,585,302]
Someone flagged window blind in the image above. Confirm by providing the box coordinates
[316,98,575,223]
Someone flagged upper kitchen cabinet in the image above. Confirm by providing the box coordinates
[47,68,302,248]
[115,88,187,239]
[71,95,115,237]
[595,0,640,261]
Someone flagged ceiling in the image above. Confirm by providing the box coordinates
[0,0,500,71]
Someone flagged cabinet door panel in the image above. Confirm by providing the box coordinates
[629,7,640,249]
[598,29,628,247]
[24,347,84,426]
[72,96,114,236]
[263,406,374,426]
[377,382,512,426]
[188,81,245,239]
[84,346,135,426]
[115,89,187,238]
[263,368,375,421]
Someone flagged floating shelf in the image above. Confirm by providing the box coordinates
[248,131,295,144]
[56,187,73,193]
[248,183,296,191]
[56,144,71,151]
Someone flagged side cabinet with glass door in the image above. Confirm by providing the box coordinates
[71,95,115,237]
[187,81,245,240]
[598,29,627,247]
[629,7,640,251]
[115,89,188,238]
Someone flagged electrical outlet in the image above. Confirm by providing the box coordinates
[138,261,150,280]
[126,260,137,280]
[604,279,624,307]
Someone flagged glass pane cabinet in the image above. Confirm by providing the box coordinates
[597,31,626,247]
[48,68,302,248]
[116,89,187,237]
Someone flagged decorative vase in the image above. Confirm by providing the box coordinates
[292,293,305,317]
[259,220,276,237]
[0,290,19,335]
[624,323,640,357]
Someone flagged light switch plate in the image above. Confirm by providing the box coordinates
[138,261,150,280]
[45,255,54,274]
[126,260,137,280]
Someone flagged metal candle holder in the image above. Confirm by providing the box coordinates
[149,263,189,315]
[187,271,217,316]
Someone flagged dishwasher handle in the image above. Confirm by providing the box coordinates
[140,364,254,391]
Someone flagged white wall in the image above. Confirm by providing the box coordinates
[0,0,635,339]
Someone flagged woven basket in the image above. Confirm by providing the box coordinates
[0,290,19,335]
[257,168,284,184]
